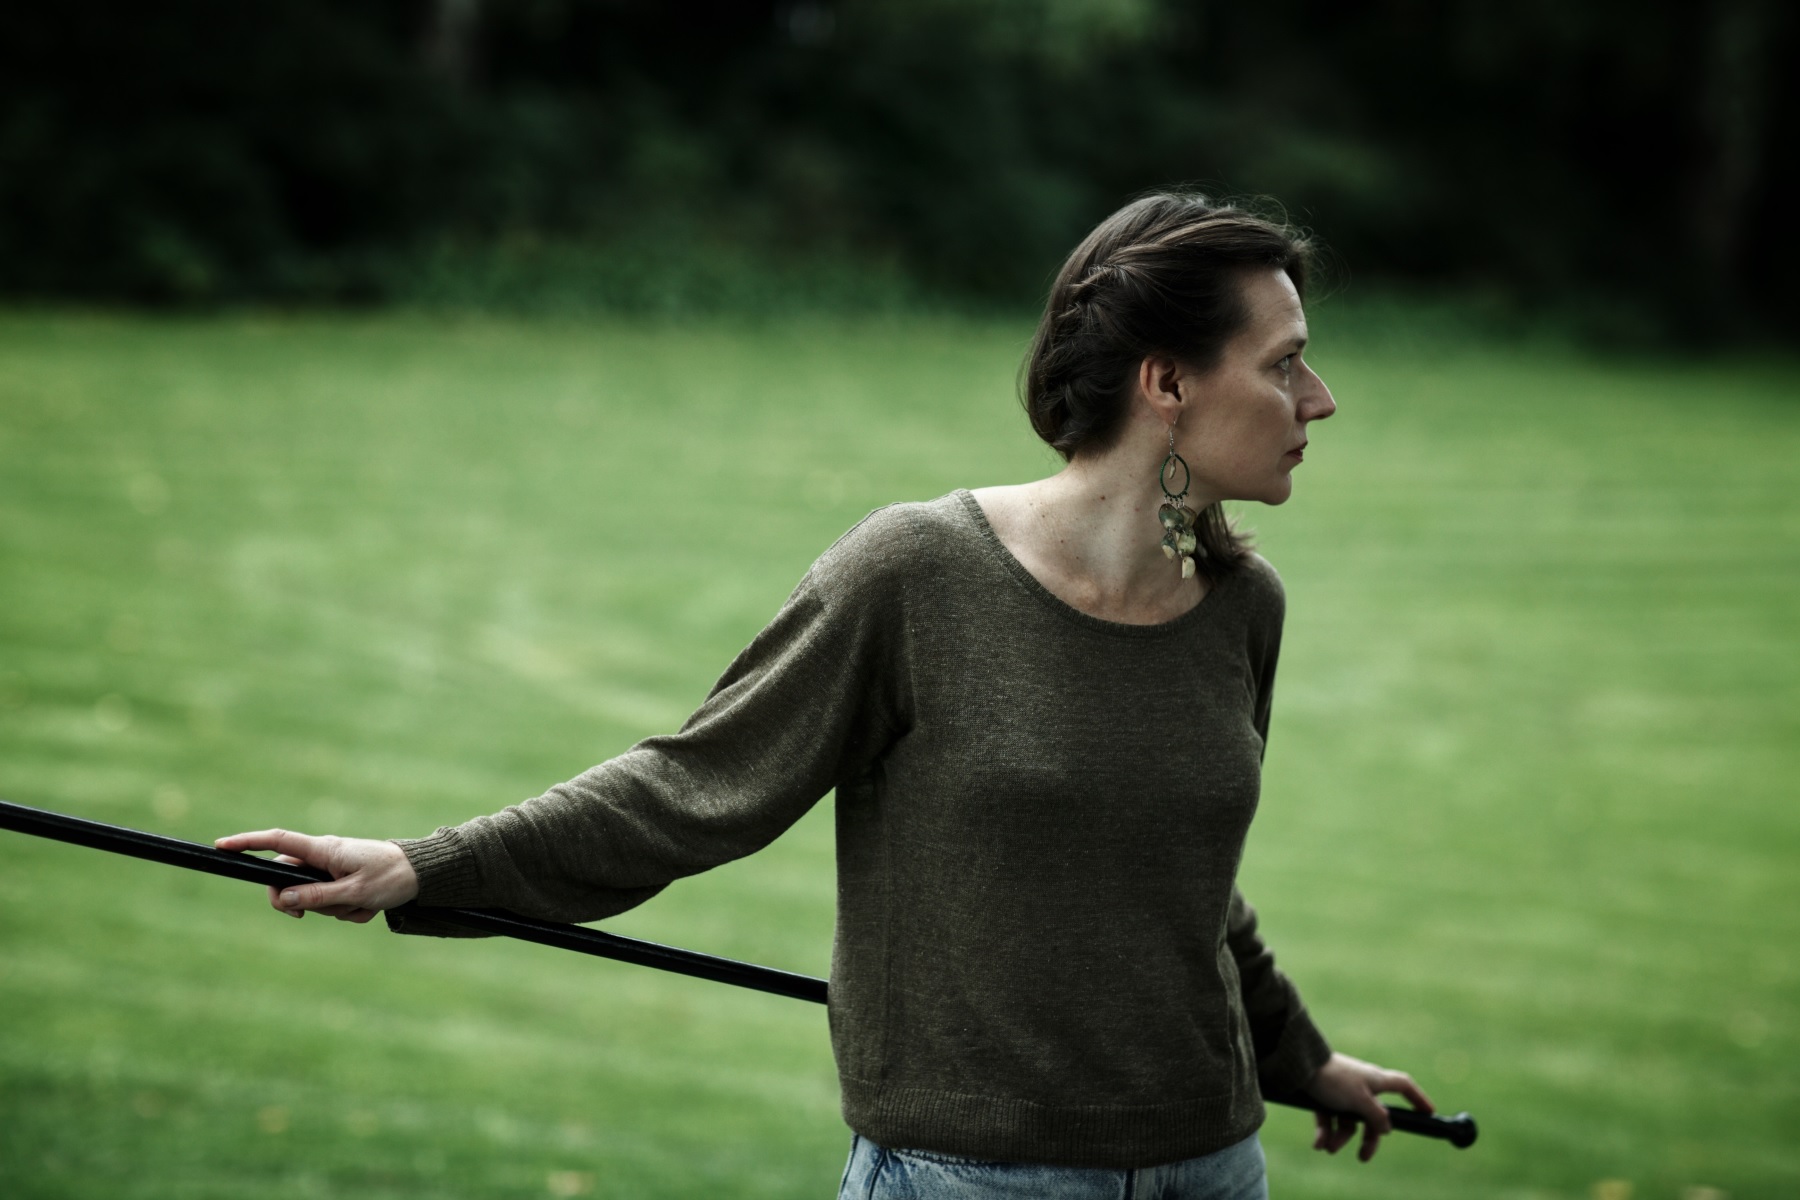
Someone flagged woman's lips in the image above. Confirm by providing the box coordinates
[1284,445,1306,461]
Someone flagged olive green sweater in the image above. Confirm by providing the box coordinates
[390,490,1331,1168]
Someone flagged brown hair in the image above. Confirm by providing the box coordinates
[1021,191,1316,577]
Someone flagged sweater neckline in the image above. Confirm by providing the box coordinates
[951,489,1228,639]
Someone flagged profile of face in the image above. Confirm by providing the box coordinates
[1169,267,1336,506]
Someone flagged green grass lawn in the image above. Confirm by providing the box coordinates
[0,307,1794,1199]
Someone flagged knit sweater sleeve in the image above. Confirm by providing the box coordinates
[1229,554,1333,1094]
[1228,887,1332,1095]
[385,506,916,935]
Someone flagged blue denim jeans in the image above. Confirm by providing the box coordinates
[836,1132,1268,1200]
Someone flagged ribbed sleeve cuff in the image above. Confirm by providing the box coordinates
[382,827,491,938]
[1257,1007,1333,1097]
[392,827,486,907]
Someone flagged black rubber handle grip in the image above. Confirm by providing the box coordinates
[1269,1092,1478,1148]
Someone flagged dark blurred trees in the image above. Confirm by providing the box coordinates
[0,0,1791,336]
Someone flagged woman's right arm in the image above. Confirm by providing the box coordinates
[217,504,918,928]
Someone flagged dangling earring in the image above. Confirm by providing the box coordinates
[1158,424,1199,580]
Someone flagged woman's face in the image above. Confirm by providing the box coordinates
[1177,267,1336,506]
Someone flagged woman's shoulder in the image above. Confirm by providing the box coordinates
[808,492,973,591]
[1234,549,1283,592]
[1228,549,1287,619]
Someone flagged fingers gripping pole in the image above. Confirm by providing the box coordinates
[0,798,1475,1147]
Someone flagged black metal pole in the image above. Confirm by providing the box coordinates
[1,797,1474,1148]
[0,797,826,1004]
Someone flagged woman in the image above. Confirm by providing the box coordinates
[219,192,1432,1198]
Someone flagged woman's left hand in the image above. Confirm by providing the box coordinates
[1302,1051,1434,1162]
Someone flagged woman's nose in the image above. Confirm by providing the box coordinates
[1302,368,1336,421]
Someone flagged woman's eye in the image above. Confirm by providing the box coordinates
[1275,355,1294,373]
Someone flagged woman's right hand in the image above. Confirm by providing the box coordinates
[213,829,420,923]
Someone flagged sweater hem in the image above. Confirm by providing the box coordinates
[840,1076,1266,1169]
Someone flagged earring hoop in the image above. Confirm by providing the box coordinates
[1159,433,1191,501]
[1158,425,1199,579]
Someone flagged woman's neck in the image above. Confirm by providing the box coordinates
[972,452,1210,626]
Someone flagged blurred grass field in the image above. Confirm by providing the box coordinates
[0,307,1794,1200]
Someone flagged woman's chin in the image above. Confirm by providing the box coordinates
[1257,478,1296,506]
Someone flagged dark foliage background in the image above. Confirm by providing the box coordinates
[2,0,1792,337]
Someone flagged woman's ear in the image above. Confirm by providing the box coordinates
[1135,354,1186,425]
